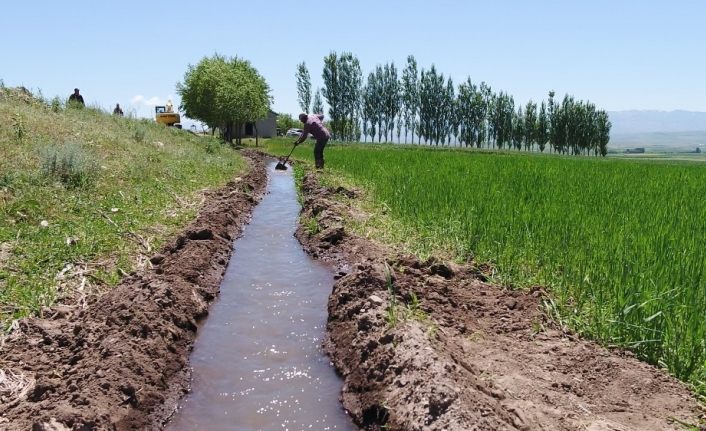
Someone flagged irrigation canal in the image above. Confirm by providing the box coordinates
[167,161,356,431]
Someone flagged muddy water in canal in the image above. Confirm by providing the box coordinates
[168,162,356,431]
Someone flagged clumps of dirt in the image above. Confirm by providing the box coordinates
[0,150,268,430]
[295,172,705,431]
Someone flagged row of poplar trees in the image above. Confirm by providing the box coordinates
[296,53,611,156]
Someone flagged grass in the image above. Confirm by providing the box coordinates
[263,137,706,391]
[301,215,321,235]
[0,87,246,326]
[383,264,428,329]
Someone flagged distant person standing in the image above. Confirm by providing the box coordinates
[68,88,85,107]
[113,103,124,116]
[295,113,330,169]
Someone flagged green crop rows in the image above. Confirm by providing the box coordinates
[269,139,706,389]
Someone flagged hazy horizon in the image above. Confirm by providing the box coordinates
[3,0,706,130]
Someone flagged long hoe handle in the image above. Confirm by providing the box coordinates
[282,142,297,165]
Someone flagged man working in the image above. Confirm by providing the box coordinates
[68,88,84,106]
[295,113,330,169]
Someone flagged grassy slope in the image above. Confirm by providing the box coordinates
[263,137,706,393]
[0,88,246,325]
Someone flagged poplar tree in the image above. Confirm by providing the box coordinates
[524,100,537,151]
[322,52,362,140]
[401,55,419,144]
[362,72,379,143]
[312,88,324,114]
[322,52,341,139]
[295,62,311,113]
[537,101,549,152]
[382,62,400,142]
[419,65,445,145]
[512,106,524,150]
[597,110,611,157]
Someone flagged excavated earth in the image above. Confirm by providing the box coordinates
[0,150,267,430]
[295,172,705,431]
[2,149,705,431]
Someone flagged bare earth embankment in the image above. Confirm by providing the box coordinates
[0,151,267,430]
[2,151,704,430]
[295,172,704,431]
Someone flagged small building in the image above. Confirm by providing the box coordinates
[241,110,277,138]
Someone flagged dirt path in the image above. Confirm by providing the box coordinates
[0,151,268,430]
[295,172,705,431]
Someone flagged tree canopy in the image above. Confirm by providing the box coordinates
[177,54,271,144]
[296,62,311,113]
[305,51,611,155]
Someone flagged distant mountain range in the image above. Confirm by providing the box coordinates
[609,110,706,134]
[608,110,706,149]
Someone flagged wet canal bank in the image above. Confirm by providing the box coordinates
[168,162,356,430]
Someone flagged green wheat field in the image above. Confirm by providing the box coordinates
[268,138,706,389]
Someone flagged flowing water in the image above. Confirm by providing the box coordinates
[168,162,356,431]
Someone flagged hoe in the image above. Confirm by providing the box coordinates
[275,142,297,170]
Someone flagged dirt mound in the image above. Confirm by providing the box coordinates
[0,150,268,430]
[295,173,705,431]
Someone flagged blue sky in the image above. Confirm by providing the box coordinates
[3,1,705,127]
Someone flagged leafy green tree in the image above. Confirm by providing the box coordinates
[373,65,385,142]
[314,51,609,153]
[276,113,302,135]
[479,82,493,148]
[456,77,475,147]
[322,52,342,139]
[550,94,603,156]
[178,54,271,145]
[312,88,324,114]
[552,94,580,154]
[512,106,524,150]
[401,55,419,144]
[524,100,537,151]
[487,91,499,148]
[339,53,363,141]
[490,92,514,149]
[597,110,611,156]
[296,62,311,113]
[548,90,557,153]
[443,77,456,145]
[322,51,362,141]
[382,62,400,142]
[537,101,549,152]
[419,65,445,145]
[362,71,381,142]
[396,101,403,144]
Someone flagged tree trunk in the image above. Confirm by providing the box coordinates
[224,122,233,144]
[236,121,242,146]
[255,123,259,147]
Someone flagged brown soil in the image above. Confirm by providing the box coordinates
[3,151,704,431]
[295,173,705,431]
[0,150,268,430]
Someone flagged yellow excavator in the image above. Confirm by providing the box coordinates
[155,100,181,128]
